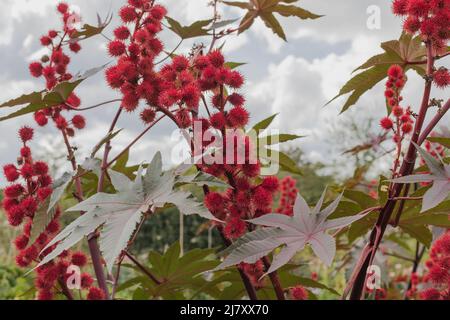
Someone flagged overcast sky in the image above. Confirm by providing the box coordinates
[0,0,448,184]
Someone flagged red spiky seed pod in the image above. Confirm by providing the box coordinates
[33,161,49,176]
[407,0,430,17]
[208,50,225,68]
[57,2,69,14]
[261,176,280,193]
[210,112,226,129]
[29,62,43,78]
[149,5,167,21]
[228,93,245,106]
[380,117,394,130]
[224,217,246,239]
[392,105,404,117]
[18,126,34,142]
[3,164,20,182]
[72,115,86,129]
[392,0,409,15]
[114,26,131,40]
[4,184,25,198]
[14,234,29,250]
[253,187,273,209]
[40,36,52,46]
[69,42,81,53]
[81,273,94,289]
[119,6,138,23]
[108,40,126,57]
[20,146,31,158]
[87,287,105,300]
[172,56,190,72]
[420,288,442,300]
[204,192,224,213]
[71,251,88,267]
[433,68,450,89]
[37,187,52,201]
[290,285,308,300]
[227,106,249,128]
[46,219,60,234]
[226,71,244,89]
[140,108,156,124]
[401,122,413,134]
[388,64,403,79]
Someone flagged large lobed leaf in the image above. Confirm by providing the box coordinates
[35,152,220,273]
[391,142,450,212]
[223,0,322,41]
[215,188,369,275]
[327,33,427,113]
[0,65,106,121]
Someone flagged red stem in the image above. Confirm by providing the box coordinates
[347,43,435,300]
[60,129,110,299]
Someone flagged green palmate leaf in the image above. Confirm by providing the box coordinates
[28,199,58,245]
[0,91,44,108]
[327,33,427,113]
[90,129,122,158]
[209,18,240,30]
[344,189,378,209]
[400,224,433,247]
[224,61,247,69]
[120,244,222,299]
[35,152,219,273]
[391,143,450,212]
[400,213,450,228]
[166,17,212,39]
[215,189,368,274]
[0,65,106,122]
[259,133,304,146]
[260,149,302,175]
[328,64,391,114]
[251,113,279,132]
[176,170,229,189]
[270,4,323,19]
[70,12,113,41]
[223,1,252,10]
[223,0,321,40]
[427,137,450,149]
[48,172,73,213]
[294,277,340,296]
[238,11,257,34]
[378,175,389,205]
[260,12,287,41]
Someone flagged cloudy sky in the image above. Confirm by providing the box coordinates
[0,0,448,183]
